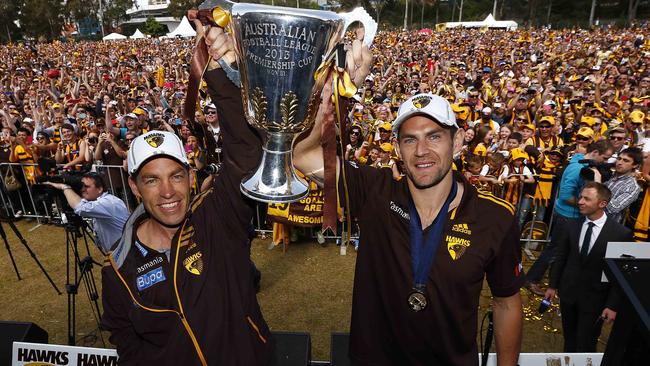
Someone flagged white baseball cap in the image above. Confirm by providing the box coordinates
[392,93,458,135]
[127,131,188,176]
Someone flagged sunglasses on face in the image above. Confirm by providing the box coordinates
[379,129,390,133]
[206,111,217,115]
[576,136,590,141]
[610,136,625,141]
[350,131,361,136]
[538,125,551,129]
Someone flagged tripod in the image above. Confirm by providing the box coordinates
[0,218,62,294]
[64,217,105,347]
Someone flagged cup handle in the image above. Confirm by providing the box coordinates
[338,7,378,47]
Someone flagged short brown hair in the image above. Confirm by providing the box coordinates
[582,181,611,202]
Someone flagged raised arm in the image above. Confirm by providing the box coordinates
[293,81,332,186]
[294,29,372,186]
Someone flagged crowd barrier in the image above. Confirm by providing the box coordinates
[0,162,554,247]
[0,163,133,223]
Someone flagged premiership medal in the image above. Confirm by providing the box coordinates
[407,290,427,312]
[407,180,458,313]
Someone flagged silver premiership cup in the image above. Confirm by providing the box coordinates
[230,3,375,203]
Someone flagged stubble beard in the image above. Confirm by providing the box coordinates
[405,159,452,190]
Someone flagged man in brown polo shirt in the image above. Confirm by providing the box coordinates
[295,91,523,365]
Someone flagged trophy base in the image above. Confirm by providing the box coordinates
[240,132,310,203]
[241,172,309,203]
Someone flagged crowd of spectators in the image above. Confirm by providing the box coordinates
[342,26,650,243]
[2,26,650,249]
[0,38,220,212]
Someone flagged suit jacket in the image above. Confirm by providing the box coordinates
[549,215,633,311]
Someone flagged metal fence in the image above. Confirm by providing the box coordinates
[0,163,134,223]
[0,162,556,247]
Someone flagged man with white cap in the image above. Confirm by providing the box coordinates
[106,112,144,140]
[100,67,273,365]
[294,92,523,365]
[470,106,500,133]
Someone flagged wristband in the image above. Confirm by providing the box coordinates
[62,185,72,191]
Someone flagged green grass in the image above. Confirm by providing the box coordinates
[0,221,611,360]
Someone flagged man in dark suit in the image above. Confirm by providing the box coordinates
[545,181,633,352]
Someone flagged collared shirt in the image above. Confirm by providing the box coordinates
[604,173,641,223]
[607,144,629,164]
[73,192,129,251]
[578,212,607,255]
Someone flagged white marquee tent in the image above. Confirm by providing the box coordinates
[438,14,518,31]
[166,16,196,38]
[130,29,146,39]
[102,32,127,41]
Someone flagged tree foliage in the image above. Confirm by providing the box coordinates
[65,0,99,23]
[0,1,22,42]
[3,0,650,43]
[142,16,168,37]
[19,0,65,40]
[168,0,202,19]
[103,0,134,31]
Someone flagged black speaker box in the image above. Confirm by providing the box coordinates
[0,321,48,366]
[270,331,311,366]
[330,332,351,366]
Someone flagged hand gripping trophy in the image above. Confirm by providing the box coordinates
[193,0,376,202]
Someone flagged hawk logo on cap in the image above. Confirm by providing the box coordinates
[146,133,165,148]
[412,95,432,109]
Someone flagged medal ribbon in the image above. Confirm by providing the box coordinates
[313,59,357,234]
[185,6,233,122]
[408,180,458,291]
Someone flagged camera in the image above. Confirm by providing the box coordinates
[31,163,90,225]
[579,159,614,182]
[201,163,222,176]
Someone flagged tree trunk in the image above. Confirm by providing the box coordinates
[435,1,439,25]
[492,0,497,19]
[451,0,456,22]
[528,0,537,27]
[459,0,464,22]
[546,0,552,25]
[628,0,639,25]
[420,1,424,29]
[404,0,408,30]
[589,0,597,26]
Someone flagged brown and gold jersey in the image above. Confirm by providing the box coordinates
[340,163,523,365]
